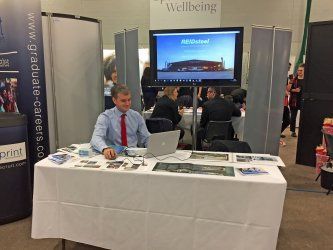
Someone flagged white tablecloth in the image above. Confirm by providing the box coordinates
[32,151,286,250]
[143,109,245,140]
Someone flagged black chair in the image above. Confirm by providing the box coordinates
[208,140,252,153]
[146,118,173,134]
[201,120,233,150]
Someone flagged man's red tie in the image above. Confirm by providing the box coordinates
[121,114,128,146]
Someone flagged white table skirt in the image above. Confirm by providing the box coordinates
[143,109,245,140]
[32,151,286,250]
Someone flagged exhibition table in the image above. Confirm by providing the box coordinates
[143,109,245,140]
[31,151,286,250]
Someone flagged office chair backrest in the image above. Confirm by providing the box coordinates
[205,120,232,142]
[146,118,173,134]
[208,140,252,153]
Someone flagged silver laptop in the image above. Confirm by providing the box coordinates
[146,130,180,158]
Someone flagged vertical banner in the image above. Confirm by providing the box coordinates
[115,29,142,112]
[244,26,292,155]
[0,0,49,166]
[150,0,221,29]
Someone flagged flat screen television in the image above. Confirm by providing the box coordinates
[149,27,244,87]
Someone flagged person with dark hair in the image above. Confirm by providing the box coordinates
[151,86,185,139]
[196,86,241,150]
[103,55,117,109]
[91,84,150,159]
[141,66,158,110]
[288,63,305,137]
[230,88,247,109]
[280,63,292,142]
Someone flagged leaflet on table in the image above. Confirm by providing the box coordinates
[48,153,75,165]
[153,162,235,176]
[71,159,141,170]
[237,167,269,175]
[57,143,100,157]
[189,151,231,162]
[232,153,285,167]
[105,160,140,170]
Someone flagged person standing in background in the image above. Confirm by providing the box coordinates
[288,63,305,137]
[103,55,117,110]
[141,66,158,110]
[280,63,292,146]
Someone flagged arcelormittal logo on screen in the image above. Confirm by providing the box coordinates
[0,142,27,164]
[154,0,217,14]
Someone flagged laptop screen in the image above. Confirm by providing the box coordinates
[146,130,180,157]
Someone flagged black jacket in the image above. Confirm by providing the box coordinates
[200,97,241,129]
[151,95,182,127]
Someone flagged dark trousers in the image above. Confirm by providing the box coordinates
[281,106,290,133]
[143,93,156,111]
[195,127,205,150]
[175,126,185,140]
[290,108,299,132]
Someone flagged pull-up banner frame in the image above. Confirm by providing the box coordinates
[0,0,49,166]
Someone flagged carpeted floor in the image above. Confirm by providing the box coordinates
[1,130,332,250]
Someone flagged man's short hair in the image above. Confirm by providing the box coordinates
[209,87,221,97]
[299,63,305,68]
[111,84,130,99]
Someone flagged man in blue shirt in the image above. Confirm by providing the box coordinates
[91,84,150,159]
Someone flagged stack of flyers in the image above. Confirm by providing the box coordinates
[48,153,72,165]
[58,145,78,153]
[237,167,269,175]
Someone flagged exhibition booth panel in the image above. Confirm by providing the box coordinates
[42,13,103,153]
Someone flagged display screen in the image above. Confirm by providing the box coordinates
[149,27,243,86]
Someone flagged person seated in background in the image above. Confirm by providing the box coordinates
[151,86,185,140]
[91,84,150,159]
[103,55,117,110]
[230,88,247,110]
[196,87,241,150]
[141,66,158,110]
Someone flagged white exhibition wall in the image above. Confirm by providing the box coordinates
[40,0,333,86]
[40,0,333,53]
